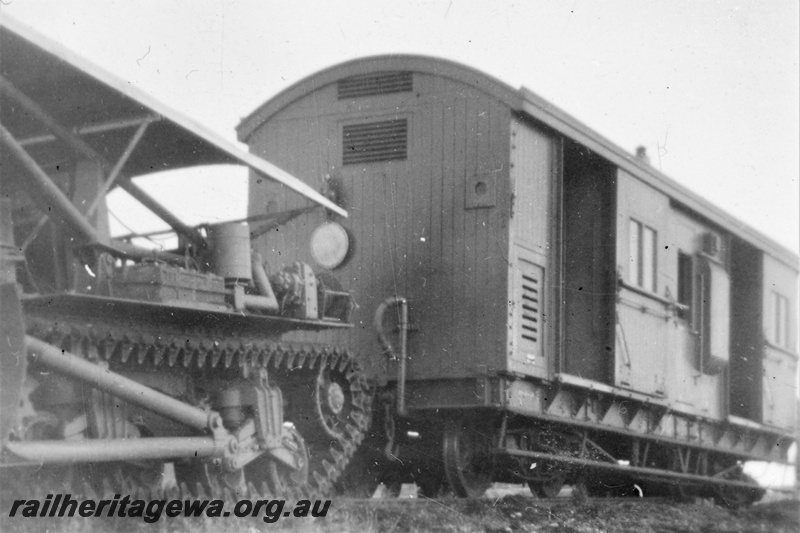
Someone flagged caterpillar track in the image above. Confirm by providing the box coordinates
[6,311,372,501]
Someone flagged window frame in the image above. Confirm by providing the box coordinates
[628,218,658,293]
[676,251,693,321]
[771,291,791,350]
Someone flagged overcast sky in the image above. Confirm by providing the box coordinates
[3,0,798,253]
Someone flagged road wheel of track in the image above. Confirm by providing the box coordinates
[174,460,246,498]
[91,460,165,498]
[265,425,310,498]
[442,419,493,498]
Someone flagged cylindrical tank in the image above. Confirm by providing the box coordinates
[207,222,251,283]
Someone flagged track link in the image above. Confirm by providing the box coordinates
[8,314,372,500]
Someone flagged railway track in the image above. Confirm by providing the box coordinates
[338,495,673,507]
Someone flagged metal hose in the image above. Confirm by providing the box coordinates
[374,297,409,415]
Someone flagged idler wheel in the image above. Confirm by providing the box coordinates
[314,364,353,441]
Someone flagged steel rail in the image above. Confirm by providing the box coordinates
[338,496,675,505]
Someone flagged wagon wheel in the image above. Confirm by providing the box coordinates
[666,482,693,502]
[527,467,567,498]
[334,459,381,497]
[712,464,764,508]
[416,472,445,498]
[442,419,494,498]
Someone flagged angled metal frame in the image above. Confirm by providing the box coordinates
[1,16,348,218]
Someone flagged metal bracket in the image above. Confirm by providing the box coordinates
[213,368,305,471]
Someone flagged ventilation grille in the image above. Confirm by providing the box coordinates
[520,273,541,345]
[515,260,544,363]
[342,119,408,165]
[337,71,413,99]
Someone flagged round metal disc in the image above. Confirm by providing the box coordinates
[310,222,350,270]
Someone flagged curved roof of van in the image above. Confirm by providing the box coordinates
[237,55,797,268]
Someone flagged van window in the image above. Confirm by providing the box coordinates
[677,252,693,320]
[628,219,657,292]
[771,291,792,350]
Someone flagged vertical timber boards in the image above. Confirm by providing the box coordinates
[246,72,512,382]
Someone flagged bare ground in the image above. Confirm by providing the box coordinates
[2,496,797,533]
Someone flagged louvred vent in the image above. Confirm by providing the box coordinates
[337,71,413,99]
[342,119,408,165]
[515,259,544,359]
[520,273,541,344]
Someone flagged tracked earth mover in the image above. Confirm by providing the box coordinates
[0,18,367,500]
